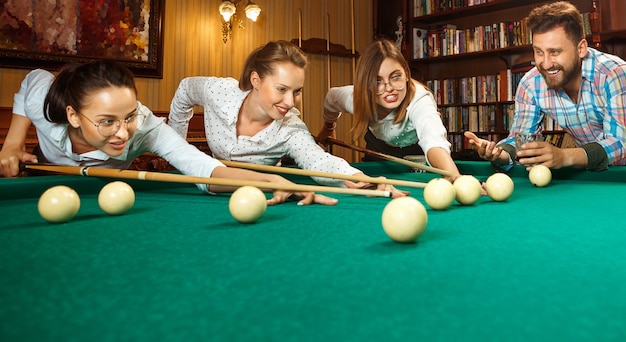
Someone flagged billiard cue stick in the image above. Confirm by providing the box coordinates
[24,164,392,198]
[325,137,455,177]
[349,0,358,163]
[297,8,305,116]
[220,160,427,189]
[326,13,331,93]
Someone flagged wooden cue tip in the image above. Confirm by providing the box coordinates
[325,138,453,177]
[220,159,428,189]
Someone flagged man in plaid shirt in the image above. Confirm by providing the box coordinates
[465,1,626,172]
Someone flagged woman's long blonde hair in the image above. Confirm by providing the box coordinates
[352,38,415,142]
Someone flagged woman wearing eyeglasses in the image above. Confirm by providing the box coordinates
[318,38,460,182]
[0,60,338,205]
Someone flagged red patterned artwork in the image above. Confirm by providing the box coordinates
[0,0,164,78]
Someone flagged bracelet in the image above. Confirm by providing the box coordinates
[325,122,337,131]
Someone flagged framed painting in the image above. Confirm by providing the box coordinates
[0,0,165,78]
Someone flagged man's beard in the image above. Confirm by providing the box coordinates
[539,59,582,89]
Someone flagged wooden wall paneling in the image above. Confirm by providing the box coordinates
[0,68,30,107]
[0,0,373,163]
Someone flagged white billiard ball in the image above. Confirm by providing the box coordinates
[423,178,456,210]
[381,196,428,243]
[529,165,552,187]
[453,175,482,205]
[38,185,81,223]
[229,186,267,223]
[485,173,514,202]
[98,181,135,215]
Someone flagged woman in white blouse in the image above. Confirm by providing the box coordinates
[168,40,406,197]
[317,38,460,182]
[0,60,335,205]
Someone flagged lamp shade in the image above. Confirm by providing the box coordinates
[219,1,236,22]
[245,3,261,22]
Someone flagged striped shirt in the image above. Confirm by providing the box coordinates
[500,48,626,167]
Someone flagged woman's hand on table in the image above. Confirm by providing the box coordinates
[344,178,409,198]
[267,190,338,206]
[265,175,338,206]
[0,148,38,178]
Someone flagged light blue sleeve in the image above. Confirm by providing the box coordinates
[134,104,225,194]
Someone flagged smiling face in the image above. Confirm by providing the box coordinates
[375,58,408,116]
[532,26,586,91]
[67,86,138,156]
[250,62,305,121]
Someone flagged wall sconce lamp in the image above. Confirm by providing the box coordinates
[219,0,262,43]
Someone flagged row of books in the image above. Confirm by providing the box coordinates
[426,65,533,106]
[444,100,575,152]
[441,104,498,133]
[540,115,563,132]
[413,0,494,17]
[448,132,574,153]
[412,0,596,33]
[502,103,515,131]
[499,64,535,102]
[412,13,594,60]
[448,132,500,153]
[412,20,530,59]
[428,75,498,105]
[501,104,564,132]
[544,133,577,148]
[440,96,565,137]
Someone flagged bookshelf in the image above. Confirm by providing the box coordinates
[403,0,626,159]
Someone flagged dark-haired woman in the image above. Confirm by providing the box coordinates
[0,60,336,205]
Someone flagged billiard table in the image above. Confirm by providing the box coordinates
[1,161,626,341]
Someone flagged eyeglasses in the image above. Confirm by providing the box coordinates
[375,75,407,95]
[78,106,146,137]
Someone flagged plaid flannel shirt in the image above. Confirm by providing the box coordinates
[499,48,626,169]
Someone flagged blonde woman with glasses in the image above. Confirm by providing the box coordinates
[0,60,336,205]
[318,38,460,182]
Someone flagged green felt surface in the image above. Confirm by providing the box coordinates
[1,162,626,341]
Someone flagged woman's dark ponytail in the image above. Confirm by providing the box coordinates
[43,60,137,123]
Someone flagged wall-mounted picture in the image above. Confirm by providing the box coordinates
[0,0,164,78]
